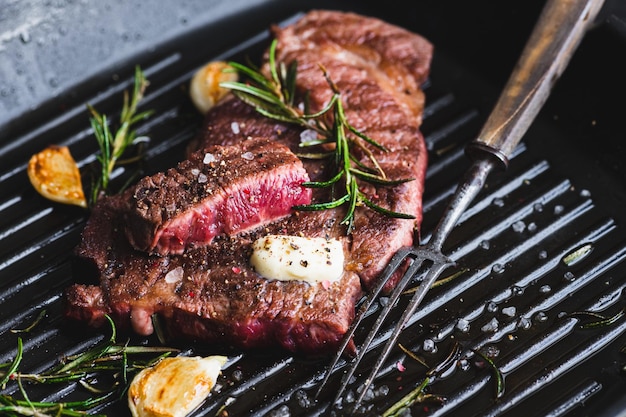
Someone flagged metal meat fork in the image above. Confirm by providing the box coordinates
[316,0,605,409]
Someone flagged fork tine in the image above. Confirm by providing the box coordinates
[330,254,428,404]
[314,247,415,400]
[353,260,450,408]
[328,247,450,406]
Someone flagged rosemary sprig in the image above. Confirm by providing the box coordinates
[0,316,179,416]
[221,39,415,233]
[88,66,153,205]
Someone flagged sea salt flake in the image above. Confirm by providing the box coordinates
[512,220,526,233]
[517,317,532,330]
[241,151,254,161]
[456,318,470,333]
[203,153,216,164]
[486,301,498,313]
[231,121,240,134]
[481,317,499,333]
[164,266,184,283]
[423,338,436,352]
[300,129,318,143]
[198,173,208,183]
[502,306,516,317]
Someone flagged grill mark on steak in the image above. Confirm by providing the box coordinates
[65,9,432,354]
[124,138,311,255]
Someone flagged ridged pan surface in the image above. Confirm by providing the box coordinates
[1,1,626,416]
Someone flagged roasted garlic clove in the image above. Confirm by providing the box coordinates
[189,61,238,114]
[27,145,87,208]
[128,355,227,417]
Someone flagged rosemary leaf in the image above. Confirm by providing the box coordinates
[225,62,270,88]
[580,308,625,329]
[10,310,46,334]
[359,193,416,219]
[398,343,429,368]
[293,195,350,211]
[301,169,344,188]
[295,151,334,160]
[562,243,593,266]
[351,168,414,186]
[0,337,22,389]
[347,123,389,152]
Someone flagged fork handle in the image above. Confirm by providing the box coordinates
[466,0,605,168]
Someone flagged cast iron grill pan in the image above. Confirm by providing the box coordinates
[1,4,626,417]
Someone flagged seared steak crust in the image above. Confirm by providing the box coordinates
[124,138,311,255]
[65,10,432,354]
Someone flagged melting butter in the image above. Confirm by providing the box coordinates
[250,235,344,283]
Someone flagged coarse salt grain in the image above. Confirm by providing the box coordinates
[165,266,184,283]
[300,129,317,143]
[198,173,208,183]
[241,151,254,161]
[231,121,240,134]
[203,153,216,164]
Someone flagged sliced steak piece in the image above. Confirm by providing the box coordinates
[124,138,312,255]
[66,193,361,355]
[65,9,432,354]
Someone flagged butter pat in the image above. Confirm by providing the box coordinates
[128,355,227,417]
[250,235,344,283]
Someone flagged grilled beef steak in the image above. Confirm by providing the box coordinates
[65,9,432,354]
[191,9,433,290]
[124,138,312,255]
